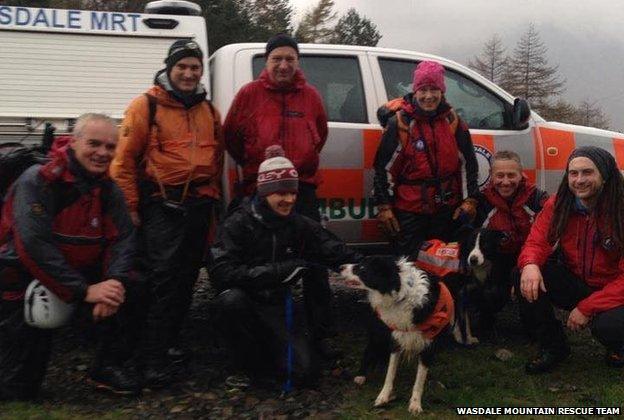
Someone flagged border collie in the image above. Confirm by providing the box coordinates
[341,256,453,415]
[442,227,506,345]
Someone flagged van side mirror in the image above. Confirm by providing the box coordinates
[512,98,530,129]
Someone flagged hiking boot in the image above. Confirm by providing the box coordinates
[88,366,141,396]
[315,338,343,361]
[225,373,251,391]
[142,365,175,390]
[167,347,190,364]
[525,347,570,374]
[605,346,624,368]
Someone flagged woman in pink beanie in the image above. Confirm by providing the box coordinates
[373,60,479,257]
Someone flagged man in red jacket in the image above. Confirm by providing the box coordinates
[223,34,334,357]
[517,146,624,373]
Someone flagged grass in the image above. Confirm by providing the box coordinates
[0,403,126,420]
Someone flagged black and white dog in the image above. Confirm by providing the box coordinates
[443,227,506,345]
[341,256,453,415]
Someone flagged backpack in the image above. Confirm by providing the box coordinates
[378,97,459,149]
[0,144,48,211]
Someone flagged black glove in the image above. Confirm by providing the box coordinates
[275,259,309,286]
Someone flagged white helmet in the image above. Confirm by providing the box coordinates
[24,280,75,329]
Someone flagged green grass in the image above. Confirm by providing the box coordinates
[0,403,126,420]
[335,330,624,419]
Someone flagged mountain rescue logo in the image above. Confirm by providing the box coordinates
[474,145,493,188]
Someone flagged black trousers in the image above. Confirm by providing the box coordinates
[0,283,143,400]
[392,207,459,257]
[212,288,319,384]
[513,260,624,352]
[228,183,333,340]
[139,198,212,365]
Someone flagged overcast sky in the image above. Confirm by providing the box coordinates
[291,0,624,132]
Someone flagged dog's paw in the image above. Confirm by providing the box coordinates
[374,392,395,407]
[466,335,480,345]
[353,375,366,386]
[408,400,423,415]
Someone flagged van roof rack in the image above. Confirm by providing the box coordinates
[145,0,202,16]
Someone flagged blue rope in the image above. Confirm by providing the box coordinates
[284,289,294,394]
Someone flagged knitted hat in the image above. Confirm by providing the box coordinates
[413,61,446,93]
[257,145,299,196]
[165,39,203,73]
[568,146,617,182]
[265,33,299,58]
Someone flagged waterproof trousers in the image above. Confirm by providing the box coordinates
[139,198,213,367]
[392,207,459,257]
[212,287,319,384]
[513,259,624,352]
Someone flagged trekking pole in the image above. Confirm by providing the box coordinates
[283,288,294,394]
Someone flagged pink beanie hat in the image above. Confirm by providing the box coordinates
[257,145,299,196]
[412,61,446,93]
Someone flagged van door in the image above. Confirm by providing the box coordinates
[367,53,544,191]
[245,48,385,245]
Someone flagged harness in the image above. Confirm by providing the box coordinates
[414,239,463,277]
[374,281,454,339]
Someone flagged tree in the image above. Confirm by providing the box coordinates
[329,8,381,46]
[538,99,578,123]
[500,24,565,115]
[574,100,610,130]
[295,0,336,43]
[250,0,292,40]
[202,0,257,54]
[468,34,506,84]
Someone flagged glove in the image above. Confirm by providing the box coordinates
[452,198,478,222]
[377,205,400,236]
[275,259,309,286]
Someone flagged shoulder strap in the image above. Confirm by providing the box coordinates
[396,111,410,149]
[144,93,162,152]
[446,109,459,135]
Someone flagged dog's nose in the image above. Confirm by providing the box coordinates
[469,255,479,266]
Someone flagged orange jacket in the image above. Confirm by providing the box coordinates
[110,85,224,212]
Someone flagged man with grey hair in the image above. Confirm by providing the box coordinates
[0,113,140,399]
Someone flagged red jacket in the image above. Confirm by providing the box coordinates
[373,99,478,214]
[477,179,548,254]
[223,68,328,195]
[0,138,135,303]
[518,196,624,316]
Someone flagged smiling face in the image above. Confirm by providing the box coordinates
[414,86,443,111]
[567,156,604,207]
[169,56,203,93]
[265,191,297,216]
[70,119,117,176]
[265,46,299,86]
[491,158,523,199]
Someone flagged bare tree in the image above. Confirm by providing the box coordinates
[294,0,337,43]
[575,99,610,130]
[469,34,506,84]
[501,24,565,115]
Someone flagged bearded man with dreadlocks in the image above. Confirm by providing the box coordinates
[516,146,624,374]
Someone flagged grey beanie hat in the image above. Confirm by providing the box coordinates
[567,146,617,182]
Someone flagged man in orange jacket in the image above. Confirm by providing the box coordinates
[110,40,224,388]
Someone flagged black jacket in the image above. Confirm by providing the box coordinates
[209,197,361,296]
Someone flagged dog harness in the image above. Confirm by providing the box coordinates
[414,239,462,277]
[375,282,455,339]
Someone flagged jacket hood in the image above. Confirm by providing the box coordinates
[258,68,307,91]
[40,136,108,185]
[153,69,207,108]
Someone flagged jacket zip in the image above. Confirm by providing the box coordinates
[581,215,590,281]
[280,93,287,149]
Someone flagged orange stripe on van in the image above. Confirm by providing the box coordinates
[539,127,575,170]
[317,169,363,199]
[612,138,624,169]
[471,134,494,152]
[363,129,383,169]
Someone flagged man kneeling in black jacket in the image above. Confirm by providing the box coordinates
[209,146,361,389]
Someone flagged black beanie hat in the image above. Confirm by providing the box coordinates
[567,146,617,182]
[265,33,299,58]
[165,39,203,73]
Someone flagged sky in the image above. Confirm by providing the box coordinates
[291,0,624,132]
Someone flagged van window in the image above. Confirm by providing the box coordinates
[253,55,367,123]
[378,58,509,130]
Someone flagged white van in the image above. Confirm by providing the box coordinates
[3,1,624,247]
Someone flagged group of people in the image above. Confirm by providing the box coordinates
[1,33,623,401]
